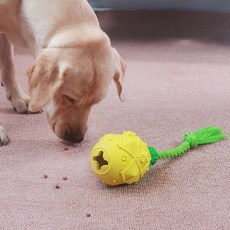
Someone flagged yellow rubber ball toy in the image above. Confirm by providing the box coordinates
[90,127,226,186]
[90,131,151,186]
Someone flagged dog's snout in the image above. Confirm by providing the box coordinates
[50,121,87,143]
[63,131,84,143]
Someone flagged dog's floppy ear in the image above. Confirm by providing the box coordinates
[112,48,126,102]
[27,49,64,112]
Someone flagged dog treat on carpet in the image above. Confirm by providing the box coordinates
[55,184,60,189]
[62,176,68,180]
[91,126,227,186]
[43,174,48,179]
[64,147,69,151]
[86,213,91,217]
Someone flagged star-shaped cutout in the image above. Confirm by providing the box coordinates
[93,151,108,170]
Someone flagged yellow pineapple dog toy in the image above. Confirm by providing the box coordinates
[90,127,226,186]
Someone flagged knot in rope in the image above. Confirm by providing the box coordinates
[184,132,198,149]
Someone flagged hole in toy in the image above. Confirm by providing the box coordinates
[93,151,108,170]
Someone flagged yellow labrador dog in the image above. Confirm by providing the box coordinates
[0,0,126,145]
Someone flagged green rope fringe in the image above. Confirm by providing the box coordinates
[148,126,226,163]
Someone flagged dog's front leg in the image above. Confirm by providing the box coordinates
[0,33,30,113]
[0,126,9,146]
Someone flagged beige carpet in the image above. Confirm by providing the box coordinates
[0,10,229,229]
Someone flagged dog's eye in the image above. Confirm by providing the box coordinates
[63,95,75,104]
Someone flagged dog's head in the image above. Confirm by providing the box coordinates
[27,42,126,143]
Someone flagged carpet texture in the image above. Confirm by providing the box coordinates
[0,10,229,230]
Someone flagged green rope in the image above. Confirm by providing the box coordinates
[158,141,190,159]
[148,126,226,166]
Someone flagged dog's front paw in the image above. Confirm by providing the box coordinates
[0,126,10,146]
[10,95,30,113]
[6,87,30,114]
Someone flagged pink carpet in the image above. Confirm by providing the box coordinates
[0,10,229,229]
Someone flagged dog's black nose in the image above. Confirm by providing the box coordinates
[63,131,84,143]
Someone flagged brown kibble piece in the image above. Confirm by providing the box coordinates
[43,174,48,179]
[64,147,69,151]
[86,213,91,217]
[62,176,68,181]
[55,184,60,189]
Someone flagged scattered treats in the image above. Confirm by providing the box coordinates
[86,213,91,217]
[64,147,69,151]
[42,174,68,189]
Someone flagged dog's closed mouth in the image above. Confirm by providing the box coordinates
[51,123,56,133]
